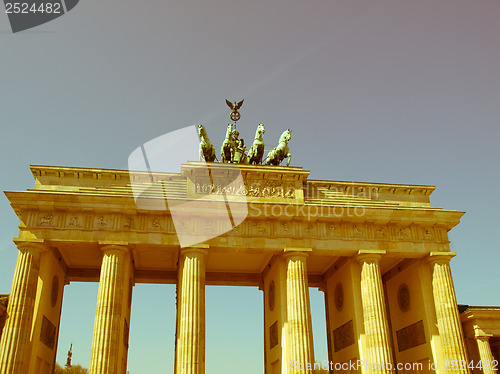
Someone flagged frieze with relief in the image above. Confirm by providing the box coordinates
[29,211,448,244]
[194,179,296,199]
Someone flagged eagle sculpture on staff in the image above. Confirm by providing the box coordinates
[226,99,244,122]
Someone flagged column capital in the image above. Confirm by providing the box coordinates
[100,243,130,255]
[476,335,492,342]
[426,252,456,265]
[13,239,47,257]
[475,334,495,374]
[181,244,209,257]
[356,249,386,264]
[283,247,312,259]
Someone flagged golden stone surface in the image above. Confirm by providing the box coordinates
[1,162,498,374]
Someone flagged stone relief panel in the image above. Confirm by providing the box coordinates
[66,215,83,228]
[375,226,387,239]
[396,320,426,352]
[326,223,342,238]
[229,222,244,235]
[252,221,268,236]
[194,179,296,199]
[38,213,54,227]
[333,320,355,352]
[270,321,279,349]
[149,217,163,231]
[40,315,56,350]
[351,225,366,239]
[277,221,293,236]
[301,222,317,237]
[94,214,110,229]
[123,216,135,230]
[396,227,411,240]
[423,228,435,241]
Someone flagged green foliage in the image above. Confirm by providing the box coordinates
[54,363,89,374]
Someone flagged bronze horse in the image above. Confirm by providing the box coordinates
[198,125,216,162]
[247,124,266,165]
[221,124,236,163]
[265,129,291,166]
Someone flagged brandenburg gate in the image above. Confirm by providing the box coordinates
[0,161,477,374]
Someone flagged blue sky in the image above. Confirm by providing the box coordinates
[1,1,500,373]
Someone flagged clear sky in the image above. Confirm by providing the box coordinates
[1,1,500,373]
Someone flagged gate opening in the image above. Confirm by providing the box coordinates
[206,286,264,374]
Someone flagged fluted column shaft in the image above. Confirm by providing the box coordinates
[476,336,495,374]
[284,250,315,374]
[0,242,45,374]
[89,245,129,374]
[427,252,471,374]
[357,250,395,374]
[175,247,207,374]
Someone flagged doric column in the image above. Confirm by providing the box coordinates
[175,247,207,374]
[0,241,46,374]
[476,335,495,374]
[284,248,314,374]
[426,252,470,374]
[89,244,130,374]
[356,250,395,374]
